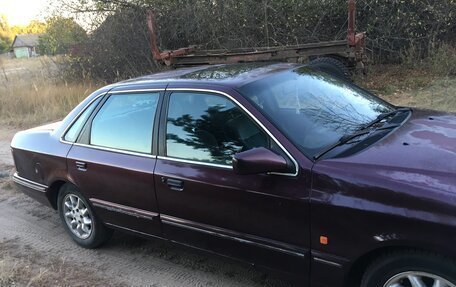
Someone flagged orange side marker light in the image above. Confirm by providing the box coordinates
[320,236,328,245]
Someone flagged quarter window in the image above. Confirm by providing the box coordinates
[64,97,102,143]
[90,93,159,154]
[166,92,269,165]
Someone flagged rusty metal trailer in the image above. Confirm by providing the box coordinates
[147,0,367,74]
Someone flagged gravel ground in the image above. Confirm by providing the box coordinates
[0,127,294,287]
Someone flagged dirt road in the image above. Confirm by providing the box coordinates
[0,127,293,287]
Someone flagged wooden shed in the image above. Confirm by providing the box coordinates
[11,34,41,59]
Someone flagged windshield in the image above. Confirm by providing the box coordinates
[238,66,394,158]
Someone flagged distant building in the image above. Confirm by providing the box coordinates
[11,34,41,59]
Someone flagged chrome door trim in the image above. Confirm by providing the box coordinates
[165,88,299,176]
[157,156,232,169]
[71,142,157,158]
[90,198,159,220]
[161,214,306,258]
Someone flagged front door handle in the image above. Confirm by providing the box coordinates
[76,161,87,171]
[161,177,184,191]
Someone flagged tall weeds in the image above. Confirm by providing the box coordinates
[0,56,100,127]
[401,42,456,76]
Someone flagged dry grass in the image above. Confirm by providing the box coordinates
[0,239,120,287]
[356,65,456,113]
[360,43,456,113]
[0,56,101,128]
[0,55,455,129]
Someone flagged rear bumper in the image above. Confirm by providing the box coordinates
[12,172,51,207]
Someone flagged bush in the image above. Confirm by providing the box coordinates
[65,7,159,82]
[400,42,426,69]
[38,17,87,56]
[428,43,456,76]
[61,0,456,81]
[400,42,456,76]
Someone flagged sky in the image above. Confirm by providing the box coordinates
[0,0,52,26]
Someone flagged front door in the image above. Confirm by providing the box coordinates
[67,91,162,236]
[154,89,311,278]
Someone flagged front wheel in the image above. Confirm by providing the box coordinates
[57,184,113,248]
[361,251,456,287]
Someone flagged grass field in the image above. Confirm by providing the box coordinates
[0,56,455,128]
[358,64,456,113]
[0,56,100,128]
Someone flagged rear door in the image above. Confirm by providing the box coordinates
[154,88,311,278]
[66,88,164,236]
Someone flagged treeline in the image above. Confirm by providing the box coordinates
[60,0,456,81]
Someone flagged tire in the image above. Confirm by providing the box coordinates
[308,57,352,82]
[57,184,113,248]
[361,250,456,287]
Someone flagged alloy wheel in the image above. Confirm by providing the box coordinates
[384,271,456,287]
[62,194,93,239]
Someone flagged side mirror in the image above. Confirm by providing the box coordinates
[232,147,290,175]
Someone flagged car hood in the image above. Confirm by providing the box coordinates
[317,109,456,194]
[311,109,456,260]
[346,109,455,171]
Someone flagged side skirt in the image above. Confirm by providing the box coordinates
[161,214,310,279]
[89,198,161,236]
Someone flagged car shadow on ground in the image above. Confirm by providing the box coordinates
[104,231,296,287]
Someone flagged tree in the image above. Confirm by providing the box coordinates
[0,15,13,52]
[0,38,9,52]
[12,20,47,35]
[38,17,87,55]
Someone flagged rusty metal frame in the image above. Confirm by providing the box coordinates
[147,11,196,65]
[147,1,366,68]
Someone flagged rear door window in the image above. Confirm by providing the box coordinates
[90,93,159,154]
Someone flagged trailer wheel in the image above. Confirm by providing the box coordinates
[308,57,352,82]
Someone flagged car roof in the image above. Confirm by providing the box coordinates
[115,62,302,89]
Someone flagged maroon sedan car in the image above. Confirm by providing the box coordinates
[11,63,456,287]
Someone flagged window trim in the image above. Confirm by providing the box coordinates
[60,92,107,145]
[157,155,233,169]
[60,89,165,159]
[161,88,299,177]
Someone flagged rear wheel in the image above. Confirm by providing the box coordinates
[308,56,352,82]
[57,184,112,248]
[361,251,456,287]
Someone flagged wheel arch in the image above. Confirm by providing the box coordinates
[46,179,70,210]
[344,244,456,287]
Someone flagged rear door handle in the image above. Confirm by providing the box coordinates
[161,177,184,191]
[76,161,87,171]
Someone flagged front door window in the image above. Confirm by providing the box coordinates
[166,92,269,165]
